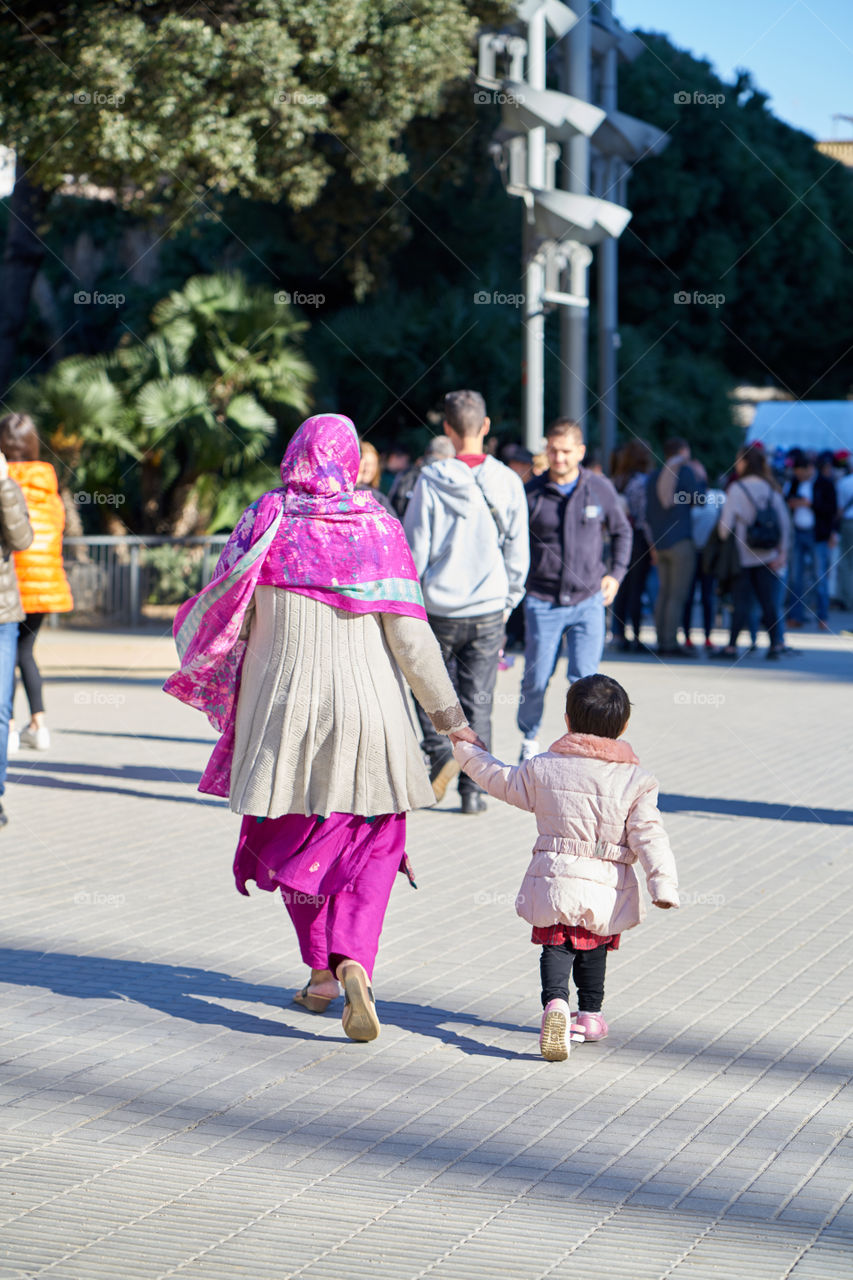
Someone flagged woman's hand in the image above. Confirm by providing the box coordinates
[449,726,486,749]
[653,900,674,909]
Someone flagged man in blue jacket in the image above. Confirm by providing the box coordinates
[518,418,631,760]
[404,390,529,813]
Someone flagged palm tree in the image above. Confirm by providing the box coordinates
[11,356,140,533]
[11,273,314,533]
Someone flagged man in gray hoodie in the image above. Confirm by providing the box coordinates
[404,390,529,814]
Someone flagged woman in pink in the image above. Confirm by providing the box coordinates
[166,414,476,1041]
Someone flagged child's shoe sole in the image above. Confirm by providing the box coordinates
[540,1008,570,1061]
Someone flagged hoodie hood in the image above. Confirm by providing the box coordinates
[418,456,485,517]
[403,454,530,619]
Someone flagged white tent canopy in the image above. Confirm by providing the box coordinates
[746,401,853,454]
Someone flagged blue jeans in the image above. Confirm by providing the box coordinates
[813,540,830,623]
[788,528,816,622]
[748,566,788,645]
[518,593,605,739]
[415,611,504,798]
[0,621,19,799]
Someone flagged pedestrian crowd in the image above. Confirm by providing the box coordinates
[162,397,850,1062]
[610,436,852,663]
[2,396,851,1063]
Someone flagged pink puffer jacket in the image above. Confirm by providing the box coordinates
[454,732,679,935]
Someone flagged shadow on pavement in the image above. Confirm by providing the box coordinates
[10,759,204,786]
[660,792,853,826]
[7,763,221,806]
[0,948,532,1058]
[603,643,853,682]
[3,948,848,1234]
[14,762,851,825]
[62,729,217,746]
[48,674,173,686]
[4,948,850,1076]
[427,794,853,825]
[0,949,338,1042]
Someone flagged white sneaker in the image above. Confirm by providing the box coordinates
[20,725,50,751]
[7,728,19,753]
[519,737,539,762]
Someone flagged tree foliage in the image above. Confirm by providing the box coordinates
[11,273,312,533]
[0,0,510,263]
[0,0,512,392]
[615,32,853,470]
[4,17,853,493]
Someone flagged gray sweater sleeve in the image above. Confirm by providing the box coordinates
[381,613,468,734]
[603,480,633,582]
[0,477,34,552]
[501,470,530,611]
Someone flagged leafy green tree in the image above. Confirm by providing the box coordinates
[12,273,313,533]
[616,31,853,465]
[9,14,851,480]
[9,358,141,526]
[0,0,511,394]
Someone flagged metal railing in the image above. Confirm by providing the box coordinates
[62,535,229,625]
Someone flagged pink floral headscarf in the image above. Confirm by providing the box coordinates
[225,411,426,614]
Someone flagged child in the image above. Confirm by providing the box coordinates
[452,674,678,1061]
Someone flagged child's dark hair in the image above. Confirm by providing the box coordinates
[566,675,630,738]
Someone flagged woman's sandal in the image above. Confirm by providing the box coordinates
[338,961,381,1042]
[292,983,340,1014]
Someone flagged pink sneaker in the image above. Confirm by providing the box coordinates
[567,1011,586,1042]
[540,999,570,1061]
[573,1011,609,1042]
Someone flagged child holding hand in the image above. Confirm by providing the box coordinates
[452,674,678,1061]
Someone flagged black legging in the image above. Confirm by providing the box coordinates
[611,529,651,642]
[540,941,608,1011]
[681,561,715,643]
[729,565,782,649]
[16,612,46,716]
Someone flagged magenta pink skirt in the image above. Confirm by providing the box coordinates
[233,811,410,899]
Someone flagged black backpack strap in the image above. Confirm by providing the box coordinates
[472,464,506,545]
[736,479,771,514]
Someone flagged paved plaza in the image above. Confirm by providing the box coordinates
[1,618,852,1279]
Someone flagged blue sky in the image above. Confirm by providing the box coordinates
[616,0,853,139]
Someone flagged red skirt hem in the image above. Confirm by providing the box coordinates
[532,923,621,950]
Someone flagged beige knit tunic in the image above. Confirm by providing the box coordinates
[230,586,466,818]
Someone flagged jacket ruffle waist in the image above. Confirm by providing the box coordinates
[533,833,636,865]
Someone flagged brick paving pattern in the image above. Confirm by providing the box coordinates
[1,621,852,1278]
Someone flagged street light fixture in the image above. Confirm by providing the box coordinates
[478,0,668,459]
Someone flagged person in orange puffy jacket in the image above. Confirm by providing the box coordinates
[0,414,73,752]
